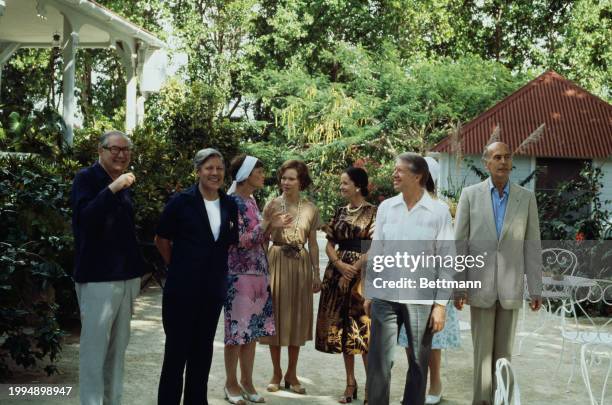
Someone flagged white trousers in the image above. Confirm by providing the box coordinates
[75,277,140,405]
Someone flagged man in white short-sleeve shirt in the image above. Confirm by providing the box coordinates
[365,153,454,405]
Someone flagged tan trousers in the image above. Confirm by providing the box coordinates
[76,278,140,405]
[470,302,518,405]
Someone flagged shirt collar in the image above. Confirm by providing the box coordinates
[488,177,509,196]
[389,190,436,212]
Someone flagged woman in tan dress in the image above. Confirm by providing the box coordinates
[260,160,321,395]
[315,167,376,403]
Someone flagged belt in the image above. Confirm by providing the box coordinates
[272,241,304,249]
[338,239,369,253]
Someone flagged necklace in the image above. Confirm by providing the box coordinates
[280,195,302,243]
[346,202,364,213]
[346,202,366,228]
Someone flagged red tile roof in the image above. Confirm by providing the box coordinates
[432,71,612,158]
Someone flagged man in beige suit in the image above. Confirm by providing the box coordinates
[454,142,542,405]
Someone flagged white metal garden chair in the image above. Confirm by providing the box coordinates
[493,358,521,405]
[558,280,612,391]
[580,342,612,405]
[518,248,578,355]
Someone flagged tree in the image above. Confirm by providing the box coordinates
[550,0,611,100]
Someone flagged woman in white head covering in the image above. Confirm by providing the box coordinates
[223,154,290,404]
[424,157,440,190]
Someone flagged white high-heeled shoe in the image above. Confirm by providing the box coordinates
[425,393,442,404]
[224,386,247,405]
[241,387,265,403]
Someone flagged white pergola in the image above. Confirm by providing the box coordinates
[0,0,167,145]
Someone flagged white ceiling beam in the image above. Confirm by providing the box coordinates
[50,0,164,48]
[44,0,143,55]
[19,41,111,48]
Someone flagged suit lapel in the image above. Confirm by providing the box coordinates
[499,183,521,241]
[218,193,230,243]
[480,181,498,240]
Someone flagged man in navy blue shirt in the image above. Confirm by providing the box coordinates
[71,130,145,405]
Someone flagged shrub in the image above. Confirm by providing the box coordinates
[0,156,76,379]
[537,162,611,240]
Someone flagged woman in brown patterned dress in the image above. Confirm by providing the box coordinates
[315,167,376,403]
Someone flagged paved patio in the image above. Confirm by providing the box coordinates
[5,235,611,404]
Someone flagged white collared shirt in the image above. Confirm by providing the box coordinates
[371,191,455,305]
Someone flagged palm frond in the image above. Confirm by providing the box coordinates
[450,121,463,170]
[486,124,500,146]
[514,123,545,155]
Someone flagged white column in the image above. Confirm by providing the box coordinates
[116,39,137,133]
[137,93,147,126]
[0,43,21,102]
[135,43,148,127]
[62,20,79,146]
[125,68,137,132]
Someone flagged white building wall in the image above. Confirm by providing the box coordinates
[594,158,612,214]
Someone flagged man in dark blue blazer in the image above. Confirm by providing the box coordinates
[71,130,145,405]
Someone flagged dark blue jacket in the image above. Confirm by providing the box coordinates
[71,162,145,283]
[156,184,239,299]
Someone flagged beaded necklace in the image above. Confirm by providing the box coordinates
[346,203,364,213]
[346,201,365,227]
[280,195,302,243]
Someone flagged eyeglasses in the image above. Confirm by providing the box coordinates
[103,146,132,156]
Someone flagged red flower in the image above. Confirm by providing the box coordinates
[575,232,586,241]
[354,158,366,168]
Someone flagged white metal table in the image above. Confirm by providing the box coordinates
[518,275,597,354]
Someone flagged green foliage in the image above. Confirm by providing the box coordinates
[537,162,611,240]
[252,48,526,220]
[261,48,525,148]
[1,49,54,116]
[550,0,612,100]
[2,0,609,140]
[128,127,193,240]
[168,0,256,118]
[0,108,67,157]
[0,156,76,380]
[145,79,244,153]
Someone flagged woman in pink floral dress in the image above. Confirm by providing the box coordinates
[223,154,290,404]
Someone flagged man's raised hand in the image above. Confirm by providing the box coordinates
[109,172,136,193]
